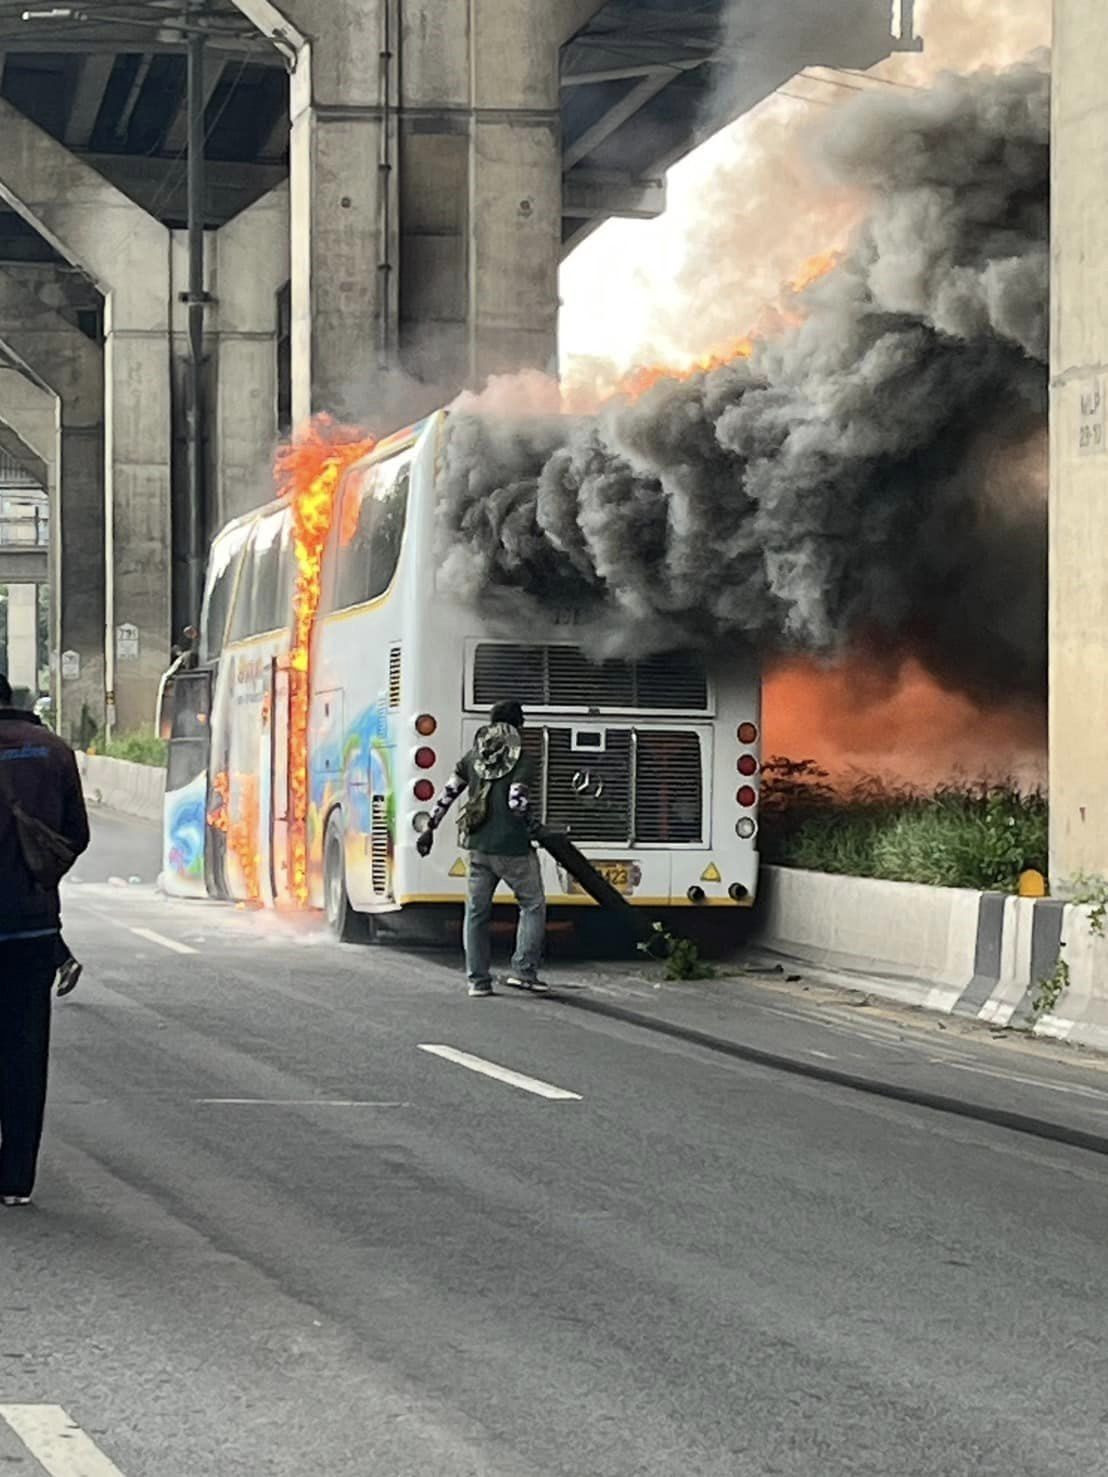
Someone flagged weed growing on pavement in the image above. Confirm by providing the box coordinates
[91,728,168,767]
[759,759,1047,892]
[1031,953,1070,1020]
[639,923,716,981]
[1068,874,1108,937]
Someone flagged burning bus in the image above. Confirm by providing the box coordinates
[159,410,762,937]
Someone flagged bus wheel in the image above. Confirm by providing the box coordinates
[324,815,374,944]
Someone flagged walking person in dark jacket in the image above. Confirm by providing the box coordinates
[416,701,547,996]
[0,672,90,1205]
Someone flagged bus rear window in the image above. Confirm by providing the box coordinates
[334,457,411,610]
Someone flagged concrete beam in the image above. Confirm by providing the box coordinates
[0,416,46,488]
[0,279,104,740]
[562,171,665,221]
[0,96,172,733]
[64,54,114,149]
[0,548,47,585]
[163,57,225,157]
[564,69,696,170]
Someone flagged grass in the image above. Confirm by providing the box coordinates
[91,728,168,767]
[760,757,1047,893]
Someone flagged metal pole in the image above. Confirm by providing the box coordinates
[186,19,207,631]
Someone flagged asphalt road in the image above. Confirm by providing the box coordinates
[2,811,1107,1476]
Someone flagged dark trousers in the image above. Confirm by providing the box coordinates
[0,937,55,1197]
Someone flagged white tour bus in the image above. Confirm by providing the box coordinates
[161,411,762,936]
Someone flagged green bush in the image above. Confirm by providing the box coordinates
[760,758,1047,893]
[93,728,168,767]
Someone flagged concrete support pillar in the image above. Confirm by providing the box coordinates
[0,98,171,732]
[0,280,105,740]
[231,1,604,422]
[212,182,290,523]
[1050,0,1108,884]
[5,582,37,697]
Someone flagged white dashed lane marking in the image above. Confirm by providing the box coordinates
[418,1044,582,1101]
[0,1405,128,1476]
[127,926,197,956]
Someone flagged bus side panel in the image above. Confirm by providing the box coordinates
[212,639,281,904]
[163,770,209,898]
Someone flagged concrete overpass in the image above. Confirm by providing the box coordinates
[0,0,907,736]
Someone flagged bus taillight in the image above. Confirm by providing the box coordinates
[736,785,757,808]
[737,754,758,776]
[737,721,758,745]
[413,778,434,801]
[414,746,436,769]
[415,713,437,736]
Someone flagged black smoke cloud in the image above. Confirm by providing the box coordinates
[437,61,1049,701]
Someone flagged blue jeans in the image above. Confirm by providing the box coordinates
[465,850,547,986]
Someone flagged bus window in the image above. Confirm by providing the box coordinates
[227,533,258,644]
[250,511,288,635]
[334,457,411,610]
[200,526,249,661]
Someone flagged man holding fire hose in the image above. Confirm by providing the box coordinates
[416,701,547,997]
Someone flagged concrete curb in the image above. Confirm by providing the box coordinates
[754,865,1106,1053]
[77,752,165,824]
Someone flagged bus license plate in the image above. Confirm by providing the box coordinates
[569,860,638,896]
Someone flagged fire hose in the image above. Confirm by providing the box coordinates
[530,822,669,958]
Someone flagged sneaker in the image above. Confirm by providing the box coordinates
[505,975,550,994]
[1,1196,31,1208]
[467,982,495,998]
[56,957,83,998]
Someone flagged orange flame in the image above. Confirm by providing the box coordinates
[207,770,229,832]
[275,415,377,905]
[230,773,262,903]
[609,249,843,403]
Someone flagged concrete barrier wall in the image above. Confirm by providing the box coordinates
[754,865,1108,1054]
[77,752,165,824]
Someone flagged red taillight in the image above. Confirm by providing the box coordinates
[415,713,437,736]
[414,747,436,770]
[737,754,758,776]
[737,722,758,745]
[413,778,434,801]
[736,785,757,808]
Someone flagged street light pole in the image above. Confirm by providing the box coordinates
[185,6,207,636]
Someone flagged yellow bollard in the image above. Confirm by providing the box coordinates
[1018,868,1047,898]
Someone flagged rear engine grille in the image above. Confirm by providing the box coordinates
[370,794,390,894]
[474,644,707,712]
[520,727,703,845]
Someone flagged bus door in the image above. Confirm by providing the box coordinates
[269,658,290,902]
[162,667,213,900]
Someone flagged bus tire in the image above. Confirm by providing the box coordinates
[324,814,374,944]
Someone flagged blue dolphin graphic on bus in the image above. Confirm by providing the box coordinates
[166,772,207,889]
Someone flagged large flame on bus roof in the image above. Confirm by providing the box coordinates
[606,251,842,402]
[276,415,377,905]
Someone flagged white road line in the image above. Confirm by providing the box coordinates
[194,1098,407,1107]
[0,1405,127,1477]
[418,1044,581,1101]
[128,926,197,956]
[808,1049,836,1060]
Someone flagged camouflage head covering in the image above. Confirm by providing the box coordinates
[472,721,522,781]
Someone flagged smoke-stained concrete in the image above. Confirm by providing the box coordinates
[440,62,1049,704]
